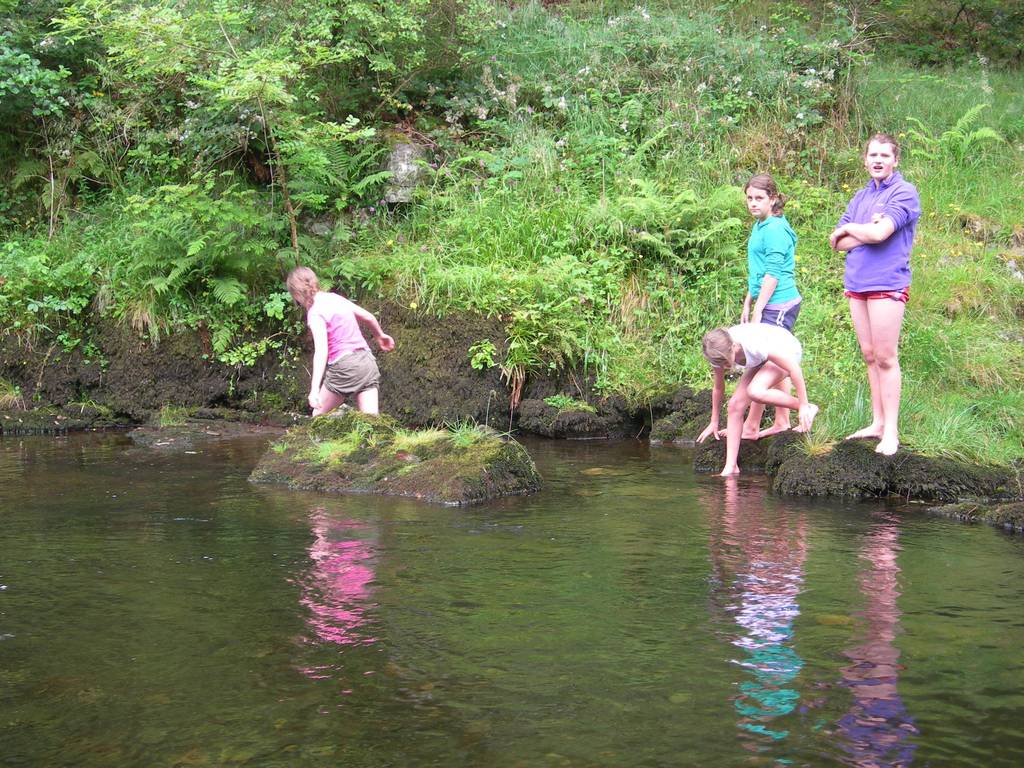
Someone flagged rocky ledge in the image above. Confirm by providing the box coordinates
[249,409,542,505]
[690,429,1022,510]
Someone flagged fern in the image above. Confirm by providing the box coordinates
[210,276,246,306]
[907,105,1004,165]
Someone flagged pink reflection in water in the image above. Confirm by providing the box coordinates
[298,508,378,660]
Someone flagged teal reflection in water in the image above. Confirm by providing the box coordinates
[707,477,806,751]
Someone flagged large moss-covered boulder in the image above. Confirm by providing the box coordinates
[773,439,1018,502]
[249,410,541,505]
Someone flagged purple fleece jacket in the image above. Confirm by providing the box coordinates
[838,171,921,292]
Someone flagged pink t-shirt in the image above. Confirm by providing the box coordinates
[307,292,369,364]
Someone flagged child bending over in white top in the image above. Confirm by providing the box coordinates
[697,324,819,476]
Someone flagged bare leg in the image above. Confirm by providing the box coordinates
[742,402,766,439]
[721,380,754,476]
[846,298,884,440]
[758,377,792,437]
[866,300,906,455]
[313,386,345,416]
[748,363,819,433]
[355,387,379,415]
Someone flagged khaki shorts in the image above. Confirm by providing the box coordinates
[324,350,380,396]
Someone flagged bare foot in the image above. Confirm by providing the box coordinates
[758,424,790,438]
[794,403,819,433]
[846,423,883,440]
[720,466,740,477]
[741,430,761,441]
[875,435,899,456]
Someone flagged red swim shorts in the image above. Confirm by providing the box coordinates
[844,287,910,303]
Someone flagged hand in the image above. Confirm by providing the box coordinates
[751,309,762,325]
[870,212,884,224]
[697,422,721,443]
[377,333,395,352]
[740,305,750,323]
[797,402,819,432]
[828,226,845,250]
[308,392,320,411]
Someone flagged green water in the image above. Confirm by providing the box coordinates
[2,433,1024,767]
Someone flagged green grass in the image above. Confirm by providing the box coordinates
[157,405,189,428]
[391,428,449,453]
[2,2,1022,464]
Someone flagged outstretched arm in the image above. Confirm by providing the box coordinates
[351,304,395,351]
[307,316,329,410]
[697,366,726,442]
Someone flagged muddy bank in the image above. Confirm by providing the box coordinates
[0,308,662,437]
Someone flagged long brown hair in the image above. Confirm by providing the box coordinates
[745,173,786,215]
[286,266,319,309]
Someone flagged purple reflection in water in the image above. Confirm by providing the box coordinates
[838,520,918,767]
[297,508,377,675]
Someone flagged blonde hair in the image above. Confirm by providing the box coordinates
[286,266,319,309]
[702,327,734,368]
[745,173,786,215]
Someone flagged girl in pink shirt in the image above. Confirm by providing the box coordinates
[287,267,395,416]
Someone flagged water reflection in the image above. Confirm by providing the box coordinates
[296,508,377,678]
[838,518,918,766]
[707,478,807,752]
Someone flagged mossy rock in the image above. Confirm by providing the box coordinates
[773,439,1019,502]
[772,440,889,498]
[249,409,541,505]
[650,412,711,446]
[694,432,775,473]
[516,399,610,439]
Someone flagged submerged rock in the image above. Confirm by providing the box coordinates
[0,405,129,435]
[129,416,287,451]
[926,501,1024,533]
[249,410,541,505]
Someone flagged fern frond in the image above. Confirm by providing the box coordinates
[209,276,246,306]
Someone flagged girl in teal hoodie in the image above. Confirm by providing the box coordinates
[739,174,801,438]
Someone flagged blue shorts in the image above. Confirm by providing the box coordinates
[761,301,801,332]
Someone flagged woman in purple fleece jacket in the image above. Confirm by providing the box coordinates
[829,133,921,456]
